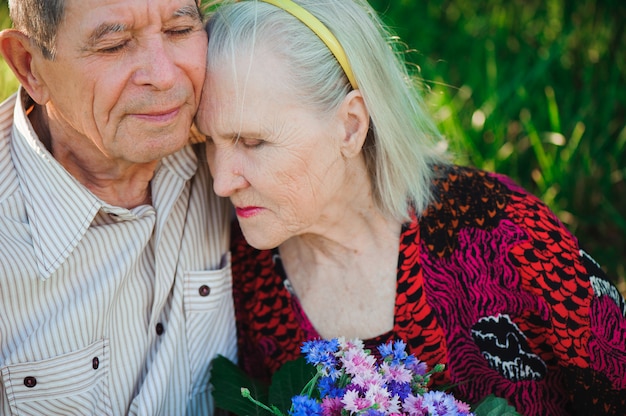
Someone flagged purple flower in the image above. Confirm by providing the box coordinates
[362,410,387,416]
[386,379,413,400]
[407,360,428,376]
[320,397,343,415]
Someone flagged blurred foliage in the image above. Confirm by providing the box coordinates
[0,0,18,99]
[368,0,625,291]
[0,0,624,291]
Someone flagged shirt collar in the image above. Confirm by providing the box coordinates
[11,88,199,280]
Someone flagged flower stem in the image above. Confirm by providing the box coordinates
[300,370,322,398]
[240,388,286,416]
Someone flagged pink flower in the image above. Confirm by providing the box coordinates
[351,369,384,389]
[338,338,365,351]
[380,362,413,383]
[364,384,393,410]
[403,394,428,416]
[455,399,472,413]
[342,389,374,412]
[341,347,377,379]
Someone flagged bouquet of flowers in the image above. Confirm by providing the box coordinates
[211,338,520,416]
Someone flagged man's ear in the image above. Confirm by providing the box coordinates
[338,90,369,159]
[0,29,49,104]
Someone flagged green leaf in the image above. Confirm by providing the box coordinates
[472,394,523,416]
[267,357,317,412]
[210,355,272,416]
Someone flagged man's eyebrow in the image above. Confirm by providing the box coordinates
[84,5,200,48]
[87,23,127,46]
[174,4,202,21]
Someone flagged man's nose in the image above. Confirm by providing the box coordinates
[132,36,178,90]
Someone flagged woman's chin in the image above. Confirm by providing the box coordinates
[240,228,280,251]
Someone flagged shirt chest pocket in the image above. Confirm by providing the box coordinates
[1,339,112,416]
[183,252,237,396]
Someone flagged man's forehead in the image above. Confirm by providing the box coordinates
[63,0,201,30]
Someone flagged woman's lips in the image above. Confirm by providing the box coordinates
[235,206,264,218]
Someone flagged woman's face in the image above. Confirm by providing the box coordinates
[196,50,353,249]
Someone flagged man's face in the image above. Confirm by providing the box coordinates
[34,0,207,164]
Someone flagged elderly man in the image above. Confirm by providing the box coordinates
[0,0,235,414]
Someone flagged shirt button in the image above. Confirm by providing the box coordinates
[23,376,37,388]
[198,285,211,297]
[156,322,164,335]
[92,357,99,370]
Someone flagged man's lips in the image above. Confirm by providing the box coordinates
[235,206,264,218]
[132,107,181,123]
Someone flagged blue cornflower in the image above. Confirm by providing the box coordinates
[317,376,345,398]
[301,339,339,372]
[379,340,411,366]
[392,340,409,361]
[422,390,464,416]
[378,341,394,360]
[289,395,322,416]
[403,353,419,368]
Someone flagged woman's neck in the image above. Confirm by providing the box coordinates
[278,207,403,339]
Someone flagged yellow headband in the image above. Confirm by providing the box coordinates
[255,0,358,89]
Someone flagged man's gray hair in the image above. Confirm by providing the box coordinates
[8,0,65,59]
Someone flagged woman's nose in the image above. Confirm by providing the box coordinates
[207,145,249,197]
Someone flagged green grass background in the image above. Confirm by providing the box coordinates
[1,0,624,293]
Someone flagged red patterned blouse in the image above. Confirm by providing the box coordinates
[231,165,626,415]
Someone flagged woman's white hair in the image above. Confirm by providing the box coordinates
[205,0,449,221]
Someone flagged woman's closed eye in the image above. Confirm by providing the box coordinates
[238,138,264,149]
[208,133,265,149]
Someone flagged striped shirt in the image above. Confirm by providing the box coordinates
[0,89,237,415]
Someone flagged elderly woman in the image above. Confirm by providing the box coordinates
[195,0,626,414]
